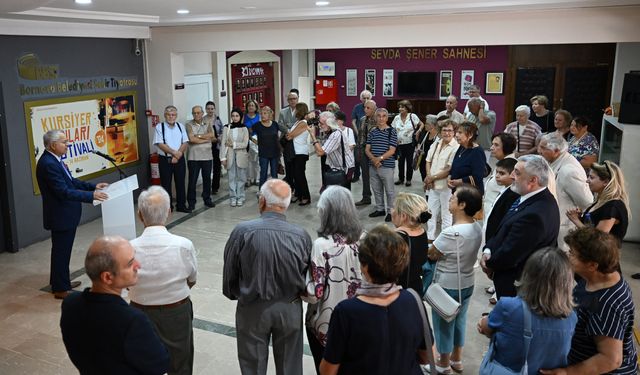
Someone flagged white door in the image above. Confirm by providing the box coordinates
[185,74,213,111]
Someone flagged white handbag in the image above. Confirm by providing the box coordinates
[424,232,462,322]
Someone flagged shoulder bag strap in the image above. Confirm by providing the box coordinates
[339,131,347,169]
[454,232,462,304]
[407,288,436,373]
[520,299,533,375]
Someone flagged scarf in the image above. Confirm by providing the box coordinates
[230,122,244,129]
[356,280,402,297]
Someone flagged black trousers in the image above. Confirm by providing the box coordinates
[284,159,296,192]
[211,152,222,193]
[158,156,187,209]
[292,154,310,200]
[50,228,76,292]
[306,327,324,375]
[187,159,212,207]
[396,143,415,182]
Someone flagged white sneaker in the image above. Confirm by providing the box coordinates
[422,364,453,375]
[237,199,245,207]
[230,199,237,207]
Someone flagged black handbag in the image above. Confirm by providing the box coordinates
[323,132,351,186]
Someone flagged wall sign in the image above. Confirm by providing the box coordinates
[439,70,453,100]
[485,72,504,94]
[365,69,376,96]
[383,69,394,97]
[460,70,475,99]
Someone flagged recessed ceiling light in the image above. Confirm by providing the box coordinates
[177,9,190,14]
[75,0,92,4]
[241,6,257,10]
[315,1,330,6]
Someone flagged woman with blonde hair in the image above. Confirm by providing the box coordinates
[391,192,432,295]
[478,247,577,374]
[566,160,629,244]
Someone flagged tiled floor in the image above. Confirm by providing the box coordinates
[1,156,639,374]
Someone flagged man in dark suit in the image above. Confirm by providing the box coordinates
[61,235,169,374]
[36,130,109,299]
[278,90,299,189]
[481,155,560,298]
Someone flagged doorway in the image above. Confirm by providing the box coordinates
[0,82,16,252]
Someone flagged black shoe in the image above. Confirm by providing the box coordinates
[394,180,404,185]
[211,190,218,195]
[204,200,215,208]
[355,199,371,206]
[351,177,360,183]
[405,181,412,187]
[385,213,392,222]
[631,273,640,280]
[369,210,385,218]
[187,204,195,211]
[176,207,193,213]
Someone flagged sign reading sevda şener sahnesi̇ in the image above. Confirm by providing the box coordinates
[26,92,140,194]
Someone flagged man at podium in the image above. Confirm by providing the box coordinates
[36,130,109,300]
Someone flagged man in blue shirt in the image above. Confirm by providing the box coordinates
[365,108,397,222]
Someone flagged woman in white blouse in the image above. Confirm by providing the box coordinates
[391,100,424,187]
[303,185,363,373]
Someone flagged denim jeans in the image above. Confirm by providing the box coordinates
[259,157,279,187]
[431,285,474,354]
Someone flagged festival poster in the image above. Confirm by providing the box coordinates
[26,91,140,194]
[460,70,475,99]
[439,70,453,100]
[365,69,376,96]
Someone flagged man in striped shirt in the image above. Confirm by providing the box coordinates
[365,108,397,222]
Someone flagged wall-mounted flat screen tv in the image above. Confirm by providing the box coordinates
[397,72,437,97]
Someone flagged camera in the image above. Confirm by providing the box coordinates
[133,39,142,56]
[134,47,142,56]
[307,116,319,127]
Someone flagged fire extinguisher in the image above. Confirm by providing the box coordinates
[149,153,161,185]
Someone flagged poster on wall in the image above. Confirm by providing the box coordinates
[346,69,357,96]
[460,70,475,99]
[230,62,275,110]
[485,72,504,94]
[439,70,453,100]
[365,69,376,96]
[383,69,394,97]
[25,91,140,194]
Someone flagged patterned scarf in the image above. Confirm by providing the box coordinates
[356,280,402,297]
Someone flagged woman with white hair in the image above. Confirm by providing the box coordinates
[303,186,364,373]
[504,105,542,157]
[308,112,356,190]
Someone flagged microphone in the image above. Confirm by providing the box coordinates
[91,150,116,162]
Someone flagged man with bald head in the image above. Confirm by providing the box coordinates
[186,105,216,210]
[437,95,465,125]
[60,236,169,374]
[355,99,377,206]
[129,186,198,375]
[223,179,312,375]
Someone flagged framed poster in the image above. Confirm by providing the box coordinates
[365,69,376,96]
[25,91,140,194]
[439,70,453,100]
[383,69,394,97]
[317,62,336,77]
[485,72,504,94]
[346,69,357,96]
[460,70,475,99]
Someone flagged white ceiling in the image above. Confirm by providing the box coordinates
[2,0,640,26]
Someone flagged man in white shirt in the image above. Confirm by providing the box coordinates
[424,120,459,241]
[129,186,198,375]
[154,105,190,213]
[437,95,465,125]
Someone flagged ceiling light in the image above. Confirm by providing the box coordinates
[315,1,330,6]
[177,9,190,14]
[241,6,257,10]
[75,0,92,4]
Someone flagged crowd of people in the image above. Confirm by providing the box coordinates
[47,87,637,375]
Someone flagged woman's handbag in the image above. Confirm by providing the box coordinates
[479,299,533,375]
[412,130,430,170]
[323,132,352,186]
[424,232,462,322]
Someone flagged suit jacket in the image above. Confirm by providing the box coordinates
[485,188,520,243]
[61,289,169,375]
[550,152,593,250]
[278,106,296,133]
[485,188,560,297]
[36,151,95,231]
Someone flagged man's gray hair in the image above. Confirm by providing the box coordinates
[468,85,480,92]
[364,99,377,109]
[320,111,339,131]
[317,186,362,244]
[260,179,291,209]
[137,186,170,226]
[467,97,483,107]
[375,108,388,116]
[518,154,551,187]
[85,235,127,281]
[360,90,372,100]
[164,105,177,113]
[515,105,531,116]
[541,132,568,153]
[425,114,438,125]
[447,95,458,102]
[43,129,65,148]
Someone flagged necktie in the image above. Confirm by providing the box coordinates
[508,197,522,213]
[60,160,72,180]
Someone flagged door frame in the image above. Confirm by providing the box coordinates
[0,82,17,252]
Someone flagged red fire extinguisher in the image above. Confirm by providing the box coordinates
[150,153,161,185]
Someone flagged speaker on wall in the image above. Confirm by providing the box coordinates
[618,72,640,124]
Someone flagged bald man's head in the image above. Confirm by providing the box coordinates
[259,180,291,213]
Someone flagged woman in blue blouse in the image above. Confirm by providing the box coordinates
[447,122,487,194]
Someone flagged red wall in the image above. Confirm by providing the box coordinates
[315,46,509,130]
